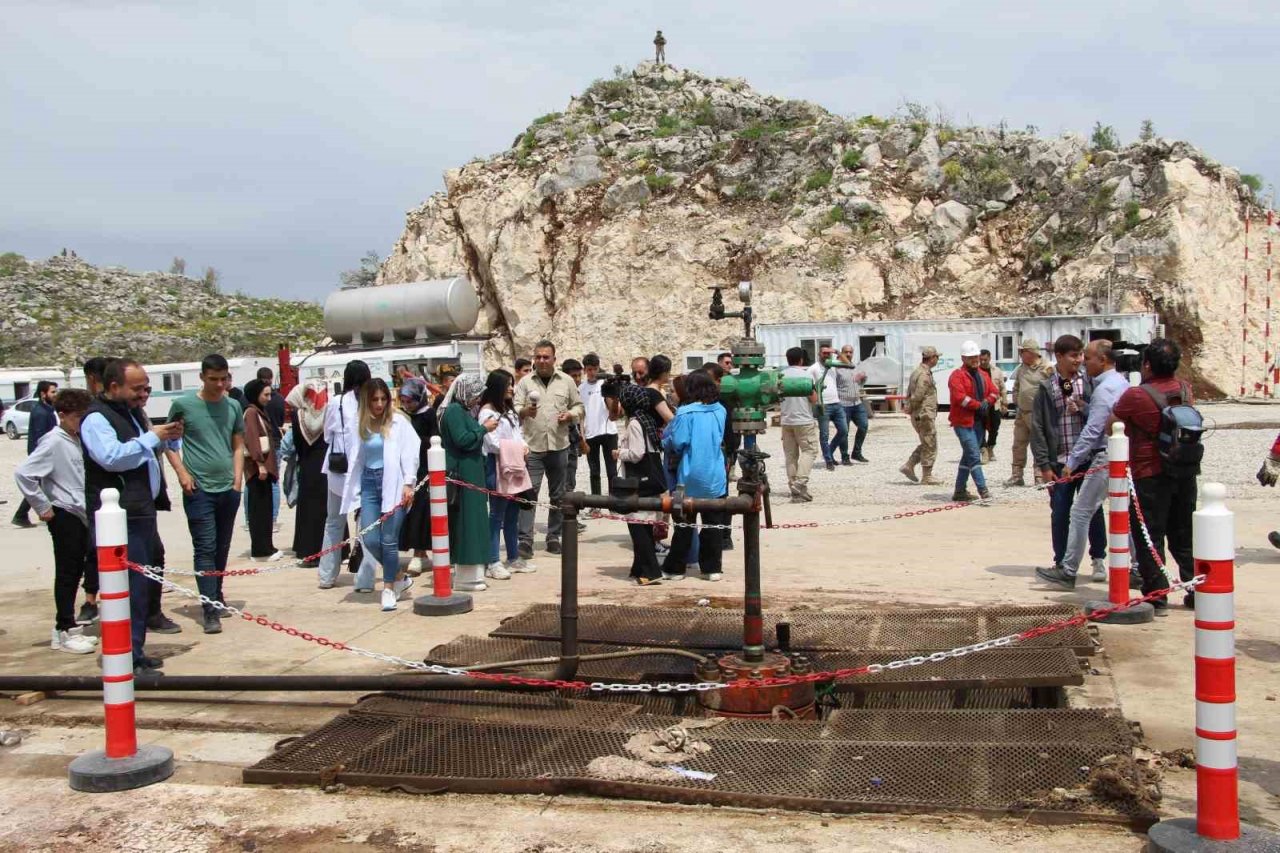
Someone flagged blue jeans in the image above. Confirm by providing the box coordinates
[1050,466,1106,566]
[318,488,377,588]
[842,403,869,459]
[953,425,988,493]
[486,455,520,564]
[817,403,848,464]
[360,467,405,584]
[182,487,242,615]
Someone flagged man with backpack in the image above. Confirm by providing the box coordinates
[1110,338,1203,613]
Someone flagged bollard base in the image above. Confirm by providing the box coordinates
[1087,599,1154,625]
[68,744,174,793]
[413,592,473,616]
[1148,817,1280,851]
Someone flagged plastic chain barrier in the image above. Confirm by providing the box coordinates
[124,558,1201,694]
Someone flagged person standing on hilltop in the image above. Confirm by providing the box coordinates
[654,30,666,64]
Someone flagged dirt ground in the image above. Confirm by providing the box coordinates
[0,402,1277,851]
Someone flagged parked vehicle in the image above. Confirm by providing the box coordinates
[3,396,38,440]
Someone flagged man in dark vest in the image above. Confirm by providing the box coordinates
[81,359,183,674]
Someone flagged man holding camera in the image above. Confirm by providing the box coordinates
[1029,335,1105,574]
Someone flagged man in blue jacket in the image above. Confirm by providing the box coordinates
[659,371,727,582]
[12,380,60,528]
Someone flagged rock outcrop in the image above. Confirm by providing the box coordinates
[0,253,323,366]
[382,62,1265,396]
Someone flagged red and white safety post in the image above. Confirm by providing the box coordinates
[67,488,173,792]
[1089,423,1153,623]
[1191,482,1238,840]
[412,436,473,616]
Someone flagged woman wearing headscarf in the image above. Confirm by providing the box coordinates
[396,377,437,574]
[614,381,665,584]
[243,379,284,561]
[438,372,494,592]
[286,380,329,566]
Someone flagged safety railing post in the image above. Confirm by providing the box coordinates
[68,488,174,792]
[413,437,473,616]
[1088,423,1152,624]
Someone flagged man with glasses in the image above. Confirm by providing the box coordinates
[835,346,870,464]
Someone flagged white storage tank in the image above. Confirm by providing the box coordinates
[323,278,480,346]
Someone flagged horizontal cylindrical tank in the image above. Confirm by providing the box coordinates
[323,278,480,345]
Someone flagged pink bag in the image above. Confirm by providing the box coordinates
[498,438,532,495]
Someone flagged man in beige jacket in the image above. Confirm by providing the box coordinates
[1004,337,1053,486]
[899,347,941,485]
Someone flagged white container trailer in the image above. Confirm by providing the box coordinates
[143,356,279,422]
[755,313,1160,407]
[293,340,486,398]
[0,366,70,405]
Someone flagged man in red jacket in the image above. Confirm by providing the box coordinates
[948,341,1001,502]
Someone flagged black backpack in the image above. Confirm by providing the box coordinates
[1139,382,1204,477]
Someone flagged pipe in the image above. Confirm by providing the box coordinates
[461,647,708,672]
[741,480,765,663]
[565,492,753,515]
[554,498,580,681]
[0,675,554,693]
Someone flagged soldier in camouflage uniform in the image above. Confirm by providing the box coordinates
[1004,337,1053,486]
[900,346,941,485]
[653,30,666,64]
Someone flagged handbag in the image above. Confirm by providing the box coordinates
[243,410,272,458]
[328,398,349,474]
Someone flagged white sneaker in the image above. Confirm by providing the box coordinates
[485,562,512,580]
[507,559,537,574]
[393,576,415,598]
[381,588,398,611]
[704,573,723,582]
[266,550,287,562]
[1091,559,1107,582]
[406,556,425,576]
[51,628,95,654]
[67,626,98,645]
[456,579,489,591]
[662,573,685,582]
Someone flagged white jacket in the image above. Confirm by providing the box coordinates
[340,412,422,515]
[322,391,361,496]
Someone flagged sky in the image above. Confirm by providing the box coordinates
[2,0,1276,303]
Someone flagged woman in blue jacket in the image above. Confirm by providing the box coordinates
[660,370,728,581]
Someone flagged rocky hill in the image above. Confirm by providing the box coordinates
[382,62,1265,395]
[0,253,324,366]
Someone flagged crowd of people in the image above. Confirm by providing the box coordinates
[9,334,1218,671]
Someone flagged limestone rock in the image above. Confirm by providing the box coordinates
[861,143,883,168]
[534,154,605,199]
[602,176,651,215]
[928,201,974,248]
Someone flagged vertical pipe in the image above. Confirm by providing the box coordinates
[427,437,453,598]
[1106,423,1131,605]
[1192,483,1239,841]
[1268,209,1276,397]
[742,487,764,663]
[94,489,137,760]
[1241,215,1250,397]
[556,497,579,678]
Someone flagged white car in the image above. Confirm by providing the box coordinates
[2,396,37,440]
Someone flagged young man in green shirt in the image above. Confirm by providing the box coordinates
[164,354,245,634]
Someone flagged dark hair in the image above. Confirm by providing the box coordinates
[601,378,622,399]
[228,387,246,406]
[243,378,269,411]
[701,363,725,381]
[83,357,110,381]
[479,370,515,417]
[534,339,556,354]
[103,359,141,390]
[979,349,991,357]
[53,388,91,415]
[201,353,230,374]
[684,370,720,404]
[647,354,672,382]
[342,359,371,394]
[672,374,688,404]
[36,380,58,396]
[1142,337,1180,378]
[717,352,732,363]
[514,358,532,372]
[256,366,274,382]
[582,353,600,368]
[1053,334,1084,356]
[561,358,583,373]
[786,347,805,366]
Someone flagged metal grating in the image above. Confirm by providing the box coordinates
[426,636,1085,693]
[490,603,1096,654]
[244,712,1142,823]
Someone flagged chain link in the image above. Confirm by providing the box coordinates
[1127,471,1170,575]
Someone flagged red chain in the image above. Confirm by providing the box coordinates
[1128,477,1168,570]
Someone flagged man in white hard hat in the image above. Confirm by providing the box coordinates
[947,341,1000,502]
[1005,338,1052,486]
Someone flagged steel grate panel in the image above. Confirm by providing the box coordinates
[425,636,1084,692]
[490,603,1094,653]
[244,713,1138,820]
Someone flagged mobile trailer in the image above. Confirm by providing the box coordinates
[143,356,279,422]
[753,313,1160,407]
[292,339,486,398]
[0,366,70,406]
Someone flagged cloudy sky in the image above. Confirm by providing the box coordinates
[2,0,1275,303]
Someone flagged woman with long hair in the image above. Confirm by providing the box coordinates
[339,378,421,611]
[438,372,494,592]
[320,360,377,590]
[242,379,284,561]
[396,377,437,575]
[286,380,329,566]
[478,369,533,579]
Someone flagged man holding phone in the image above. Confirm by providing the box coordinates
[164,354,245,635]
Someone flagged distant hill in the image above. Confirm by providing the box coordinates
[0,253,324,366]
